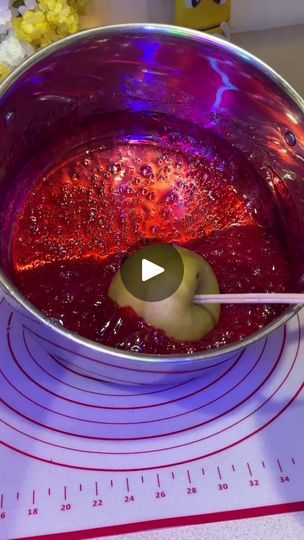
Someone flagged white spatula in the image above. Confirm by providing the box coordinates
[193,293,304,304]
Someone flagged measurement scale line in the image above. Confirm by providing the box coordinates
[48,488,51,496]
[16,492,19,500]
[277,459,283,473]
[64,486,67,501]
[171,471,175,479]
[0,494,3,509]
[201,468,205,476]
[110,480,114,487]
[232,464,236,472]
[262,461,266,468]
[32,490,35,505]
[79,484,82,492]
[187,470,192,484]
[126,478,130,492]
[247,463,253,477]
[95,481,99,496]
[157,474,161,488]
[292,457,296,464]
[217,466,222,480]
[141,475,144,483]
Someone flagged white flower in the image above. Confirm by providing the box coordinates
[25,0,38,8]
[18,6,27,15]
[18,0,38,15]
[0,1,36,76]
[0,0,12,37]
[0,33,35,68]
[0,0,10,12]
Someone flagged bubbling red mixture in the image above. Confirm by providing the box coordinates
[9,112,291,354]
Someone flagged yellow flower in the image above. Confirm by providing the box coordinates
[14,0,82,49]
[14,11,49,46]
[0,63,10,82]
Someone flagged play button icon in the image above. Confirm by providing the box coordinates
[120,243,184,302]
[142,259,164,282]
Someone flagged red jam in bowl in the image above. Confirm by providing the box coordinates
[8,112,291,355]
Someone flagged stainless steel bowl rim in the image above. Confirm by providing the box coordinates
[0,23,303,364]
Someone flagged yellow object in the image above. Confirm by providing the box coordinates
[176,0,231,31]
[13,0,90,48]
[0,63,10,82]
[205,22,230,38]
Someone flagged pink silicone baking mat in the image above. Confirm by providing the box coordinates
[0,295,304,539]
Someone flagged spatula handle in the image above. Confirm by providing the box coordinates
[193,293,304,304]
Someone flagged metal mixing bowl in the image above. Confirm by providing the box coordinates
[0,24,303,385]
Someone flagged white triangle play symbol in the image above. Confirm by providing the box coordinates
[142,258,165,282]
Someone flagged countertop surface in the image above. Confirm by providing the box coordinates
[105,513,304,540]
[233,24,304,97]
